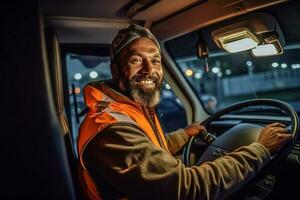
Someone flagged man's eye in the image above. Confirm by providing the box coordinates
[153,59,161,65]
[129,57,142,64]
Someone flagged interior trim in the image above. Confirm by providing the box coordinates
[52,30,71,135]
[151,0,288,42]
[46,16,138,44]
[46,16,136,28]
[161,43,209,124]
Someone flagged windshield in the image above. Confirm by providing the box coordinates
[166,21,300,115]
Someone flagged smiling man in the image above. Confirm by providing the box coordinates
[114,36,163,108]
[77,24,291,200]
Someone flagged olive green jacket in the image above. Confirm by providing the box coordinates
[83,123,270,200]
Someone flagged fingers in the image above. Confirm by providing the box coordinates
[258,122,292,155]
[198,124,206,129]
[277,134,293,146]
[196,124,206,132]
[184,123,207,136]
[277,133,293,140]
[266,122,286,128]
[271,127,289,134]
[265,123,289,135]
[191,122,206,130]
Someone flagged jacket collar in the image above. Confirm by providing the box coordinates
[84,80,147,112]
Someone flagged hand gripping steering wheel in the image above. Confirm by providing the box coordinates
[183,99,299,168]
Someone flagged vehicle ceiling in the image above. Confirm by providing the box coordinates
[41,0,202,22]
[168,0,300,58]
[41,0,298,47]
[41,0,204,43]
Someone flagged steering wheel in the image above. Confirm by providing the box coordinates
[183,99,299,168]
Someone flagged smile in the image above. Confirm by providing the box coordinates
[139,80,154,85]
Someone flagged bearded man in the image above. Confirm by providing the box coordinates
[77,24,291,200]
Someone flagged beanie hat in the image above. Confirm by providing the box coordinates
[110,24,160,62]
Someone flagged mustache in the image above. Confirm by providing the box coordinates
[130,74,159,83]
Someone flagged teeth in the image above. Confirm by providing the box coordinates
[140,80,154,85]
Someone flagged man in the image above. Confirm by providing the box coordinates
[78,24,291,200]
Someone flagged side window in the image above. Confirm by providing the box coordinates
[63,46,188,150]
[157,82,187,132]
[63,46,111,154]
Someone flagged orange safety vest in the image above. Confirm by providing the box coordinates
[77,82,169,200]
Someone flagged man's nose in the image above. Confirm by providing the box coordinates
[141,58,154,74]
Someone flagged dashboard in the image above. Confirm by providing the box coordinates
[207,113,300,165]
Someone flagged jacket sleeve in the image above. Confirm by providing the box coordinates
[83,124,270,200]
[165,128,190,155]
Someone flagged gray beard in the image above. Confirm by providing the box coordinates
[130,87,161,107]
[118,77,161,107]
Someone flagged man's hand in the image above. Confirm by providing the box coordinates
[257,122,292,155]
[184,122,206,137]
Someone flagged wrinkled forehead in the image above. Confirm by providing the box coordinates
[124,37,161,56]
[110,24,161,62]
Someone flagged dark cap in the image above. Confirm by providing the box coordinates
[110,24,160,62]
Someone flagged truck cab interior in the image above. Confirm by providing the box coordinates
[2,0,300,199]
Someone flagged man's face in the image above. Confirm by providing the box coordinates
[113,37,163,107]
